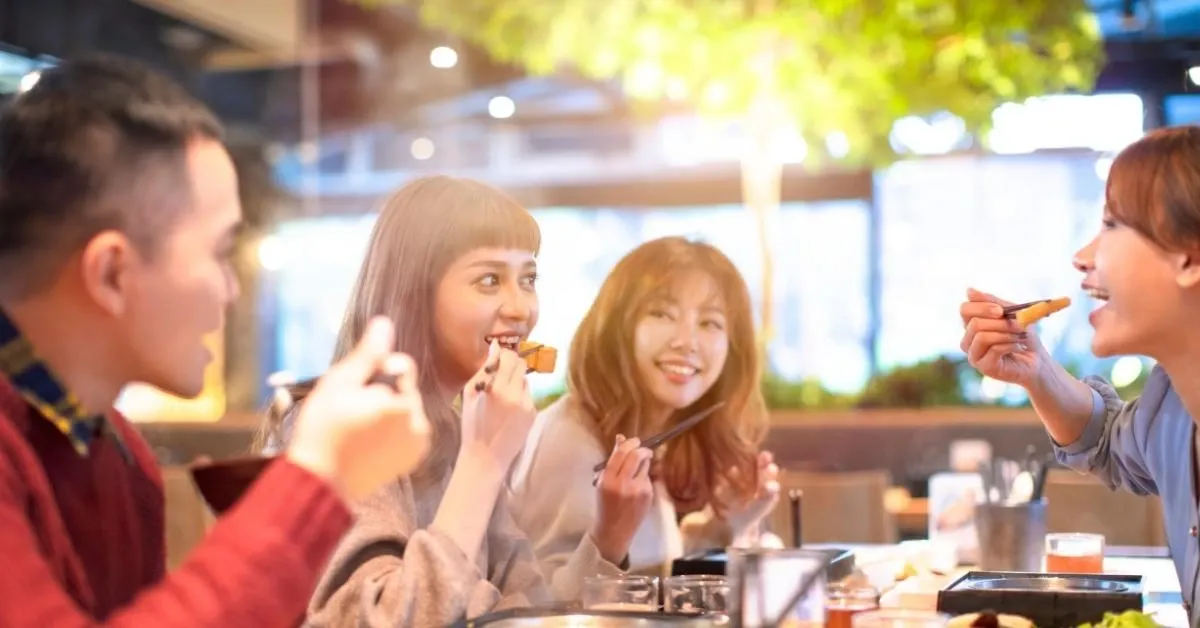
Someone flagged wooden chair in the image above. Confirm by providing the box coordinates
[1044,468,1165,546]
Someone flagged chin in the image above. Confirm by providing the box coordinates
[654,393,701,413]
[150,367,207,399]
[1090,333,1132,360]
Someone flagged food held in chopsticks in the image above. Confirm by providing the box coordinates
[518,340,557,373]
[473,341,558,392]
[1004,297,1071,327]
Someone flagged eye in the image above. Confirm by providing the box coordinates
[1101,218,1117,230]
[476,273,501,288]
[646,307,672,320]
[702,318,726,331]
[521,271,538,288]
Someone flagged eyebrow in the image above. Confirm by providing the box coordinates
[652,296,726,314]
[467,259,537,270]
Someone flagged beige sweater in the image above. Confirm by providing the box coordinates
[303,461,579,627]
[509,396,687,584]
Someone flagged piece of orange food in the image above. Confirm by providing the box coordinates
[1015,297,1071,327]
[519,341,558,373]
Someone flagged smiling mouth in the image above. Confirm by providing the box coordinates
[484,335,523,351]
[658,362,700,377]
[1085,287,1110,302]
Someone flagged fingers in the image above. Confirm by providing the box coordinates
[470,341,502,394]
[497,349,524,390]
[966,327,1026,364]
[960,316,1025,353]
[966,287,1014,307]
[619,447,653,480]
[331,317,395,383]
[474,346,525,394]
[960,300,1005,328]
[375,353,417,393]
[607,436,643,478]
[373,386,432,435]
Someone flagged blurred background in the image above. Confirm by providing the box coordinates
[0,0,1192,557]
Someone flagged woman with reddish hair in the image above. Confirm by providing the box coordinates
[510,236,780,584]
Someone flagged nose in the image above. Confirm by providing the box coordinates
[1073,236,1098,274]
[668,318,700,351]
[497,285,533,323]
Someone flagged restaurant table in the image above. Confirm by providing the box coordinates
[806,544,1186,628]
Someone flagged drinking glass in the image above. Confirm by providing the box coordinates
[663,574,730,614]
[825,584,879,628]
[1044,532,1105,574]
[581,575,659,611]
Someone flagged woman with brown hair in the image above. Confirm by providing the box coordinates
[960,125,1200,617]
[510,236,780,582]
[259,175,616,626]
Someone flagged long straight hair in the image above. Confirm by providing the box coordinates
[257,175,541,476]
[567,236,767,513]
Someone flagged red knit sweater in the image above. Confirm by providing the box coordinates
[0,375,353,627]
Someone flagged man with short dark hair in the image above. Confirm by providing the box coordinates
[0,54,432,626]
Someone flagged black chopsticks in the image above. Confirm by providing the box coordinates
[591,402,726,473]
[1002,300,1049,317]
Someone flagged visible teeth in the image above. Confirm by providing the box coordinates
[660,364,698,376]
[1085,288,1110,301]
[485,335,522,348]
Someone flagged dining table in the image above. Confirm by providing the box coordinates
[807,543,1187,628]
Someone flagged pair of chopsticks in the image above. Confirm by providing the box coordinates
[591,401,726,474]
[473,343,544,392]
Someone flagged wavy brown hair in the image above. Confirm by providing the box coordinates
[1106,125,1200,252]
[256,175,540,477]
[567,236,767,514]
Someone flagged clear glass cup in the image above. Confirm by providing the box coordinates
[728,547,828,624]
[663,574,730,614]
[825,584,880,628]
[582,575,659,612]
[1044,532,1105,574]
[852,609,950,628]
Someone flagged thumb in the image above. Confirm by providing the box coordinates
[334,316,395,382]
[967,287,1013,307]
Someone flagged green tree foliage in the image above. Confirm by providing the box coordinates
[351,0,1104,166]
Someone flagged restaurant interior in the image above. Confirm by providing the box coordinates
[2,0,1199,626]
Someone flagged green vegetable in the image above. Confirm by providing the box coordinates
[1077,610,1160,628]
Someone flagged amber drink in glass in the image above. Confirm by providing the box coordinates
[1044,533,1105,574]
[825,584,879,628]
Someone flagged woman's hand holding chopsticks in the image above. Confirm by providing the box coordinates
[590,435,655,566]
[460,340,538,473]
[960,287,1048,387]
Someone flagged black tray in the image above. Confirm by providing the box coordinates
[937,571,1144,628]
[670,547,855,583]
